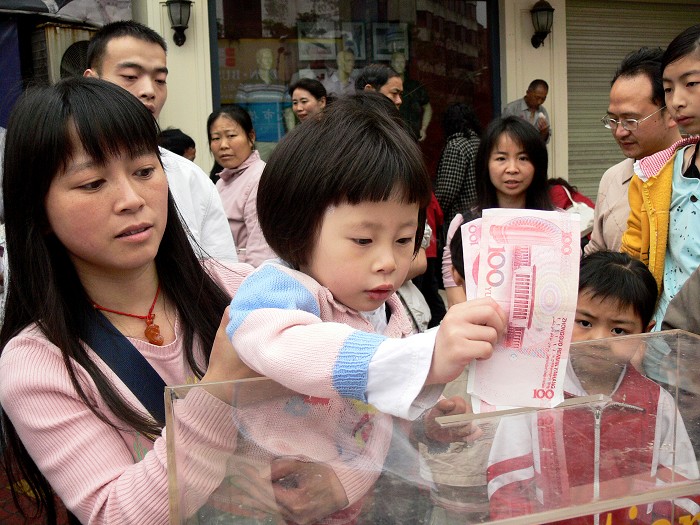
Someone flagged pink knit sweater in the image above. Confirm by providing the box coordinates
[216,150,277,267]
[0,262,253,524]
[227,262,418,518]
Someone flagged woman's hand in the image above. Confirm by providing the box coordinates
[219,459,285,522]
[201,307,261,401]
[270,458,349,525]
[219,458,348,525]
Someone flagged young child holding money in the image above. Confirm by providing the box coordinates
[486,251,699,523]
[225,92,507,523]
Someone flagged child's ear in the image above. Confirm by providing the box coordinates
[644,320,656,333]
[451,265,464,288]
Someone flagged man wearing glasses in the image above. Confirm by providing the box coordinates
[585,48,681,255]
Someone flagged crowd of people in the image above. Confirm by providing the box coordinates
[0,17,699,525]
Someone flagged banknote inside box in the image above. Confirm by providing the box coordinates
[166,330,700,524]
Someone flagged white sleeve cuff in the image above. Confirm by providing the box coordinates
[366,328,443,420]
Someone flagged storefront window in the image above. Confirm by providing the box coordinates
[215,0,496,169]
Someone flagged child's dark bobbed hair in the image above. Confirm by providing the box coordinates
[257,91,432,269]
[579,251,658,328]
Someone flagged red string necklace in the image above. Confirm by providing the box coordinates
[92,285,165,346]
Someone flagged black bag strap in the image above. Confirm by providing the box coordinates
[80,308,167,427]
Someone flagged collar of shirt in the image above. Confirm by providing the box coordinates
[218,149,262,182]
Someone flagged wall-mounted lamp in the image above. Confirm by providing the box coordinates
[166,0,192,47]
[530,0,554,48]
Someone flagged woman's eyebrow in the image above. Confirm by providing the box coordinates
[64,160,97,177]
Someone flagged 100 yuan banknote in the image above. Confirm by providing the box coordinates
[460,218,482,300]
[467,209,580,409]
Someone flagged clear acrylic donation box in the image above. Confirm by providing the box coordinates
[166,330,700,524]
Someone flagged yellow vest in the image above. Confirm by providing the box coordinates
[621,155,674,293]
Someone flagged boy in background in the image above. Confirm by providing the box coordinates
[158,128,196,161]
[487,251,699,523]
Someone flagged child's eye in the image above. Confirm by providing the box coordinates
[79,180,105,191]
[396,237,414,245]
[611,327,627,335]
[664,86,673,94]
[353,238,372,246]
[135,167,155,178]
[688,81,699,88]
[576,319,592,328]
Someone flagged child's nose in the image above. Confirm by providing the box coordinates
[668,90,685,111]
[373,248,397,273]
[590,327,611,341]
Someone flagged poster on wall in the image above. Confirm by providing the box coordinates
[58,0,131,24]
[372,22,408,61]
[297,21,337,62]
[260,0,340,38]
[218,39,290,142]
[338,22,365,60]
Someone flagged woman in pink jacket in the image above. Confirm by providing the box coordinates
[0,77,262,524]
[208,105,277,266]
[0,78,370,525]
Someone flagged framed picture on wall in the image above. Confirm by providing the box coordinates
[372,23,408,61]
[338,22,366,60]
[297,21,338,62]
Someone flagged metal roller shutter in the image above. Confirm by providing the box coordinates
[566,1,700,200]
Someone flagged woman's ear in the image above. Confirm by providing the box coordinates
[450,266,464,288]
[320,97,327,109]
[248,130,256,147]
[363,84,376,92]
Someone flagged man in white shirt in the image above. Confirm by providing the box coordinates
[585,47,681,255]
[502,79,550,143]
[84,20,237,262]
[322,49,356,97]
